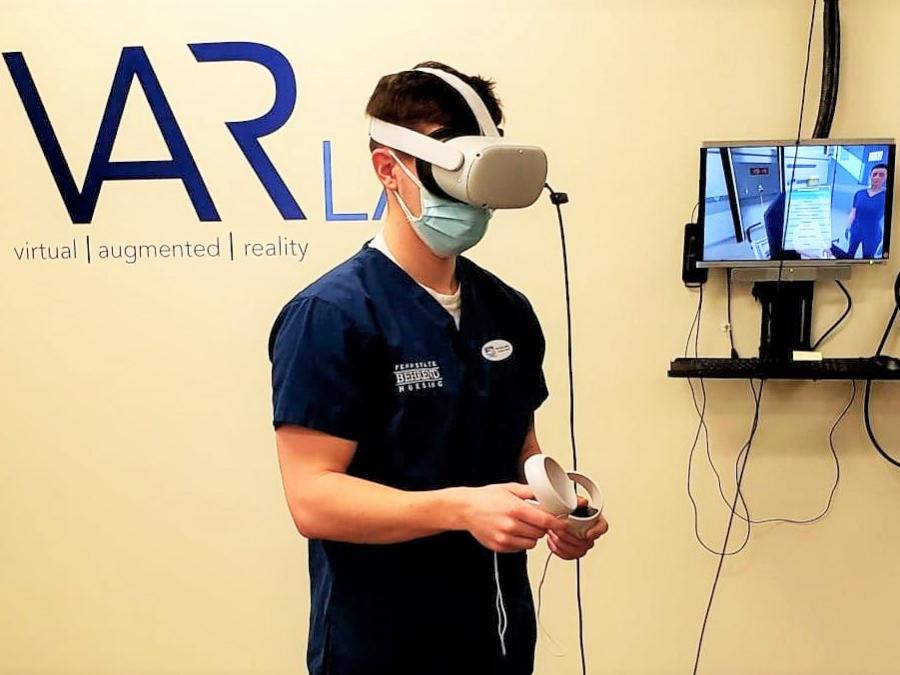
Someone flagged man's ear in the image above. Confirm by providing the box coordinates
[372,148,400,191]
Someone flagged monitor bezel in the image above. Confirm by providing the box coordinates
[697,138,895,268]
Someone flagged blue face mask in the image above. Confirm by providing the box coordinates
[390,151,493,257]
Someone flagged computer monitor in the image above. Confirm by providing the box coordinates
[698,139,895,267]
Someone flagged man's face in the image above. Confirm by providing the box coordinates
[871,167,888,190]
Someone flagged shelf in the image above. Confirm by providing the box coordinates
[668,357,900,381]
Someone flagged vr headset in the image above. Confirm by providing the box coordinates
[368,67,548,209]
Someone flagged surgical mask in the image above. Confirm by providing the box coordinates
[389,150,493,257]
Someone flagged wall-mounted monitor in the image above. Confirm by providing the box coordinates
[698,139,894,267]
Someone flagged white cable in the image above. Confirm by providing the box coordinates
[494,551,508,656]
[535,550,567,657]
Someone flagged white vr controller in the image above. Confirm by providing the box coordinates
[523,454,603,539]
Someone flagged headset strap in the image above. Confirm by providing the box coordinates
[414,67,500,138]
[368,118,464,170]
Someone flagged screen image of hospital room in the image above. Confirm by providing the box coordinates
[702,145,890,262]
[702,146,781,261]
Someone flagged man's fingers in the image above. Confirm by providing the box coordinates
[507,520,546,540]
[516,503,569,532]
[547,537,566,558]
[548,536,582,560]
[503,484,568,532]
[586,515,609,539]
[550,529,593,551]
[504,482,534,500]
[494,534,538,553]
[552,528,593,549]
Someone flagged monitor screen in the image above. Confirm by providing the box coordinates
[698,140,895,266]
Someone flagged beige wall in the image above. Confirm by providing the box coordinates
[2,1,899,673]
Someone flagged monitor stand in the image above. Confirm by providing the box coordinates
[732,266,851,360]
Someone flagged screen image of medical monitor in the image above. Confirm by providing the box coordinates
[699,140,895,266]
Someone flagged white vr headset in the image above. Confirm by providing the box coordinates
[368,67,548,209]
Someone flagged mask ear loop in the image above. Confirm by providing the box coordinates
[387,149,424,224]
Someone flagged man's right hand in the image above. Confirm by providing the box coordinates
[456,483,569,553]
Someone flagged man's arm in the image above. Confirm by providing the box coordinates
[843,206,857,246]
[517,417,543,482]
[275,424,568,552]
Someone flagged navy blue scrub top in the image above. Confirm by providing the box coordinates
[269,242,548,675]
[851,188,886,234]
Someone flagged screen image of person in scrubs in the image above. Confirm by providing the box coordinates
[268,62,609,675]
[844,163,888,258]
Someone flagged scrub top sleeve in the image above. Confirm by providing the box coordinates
[269,297,366,440]
[523,298,549,411]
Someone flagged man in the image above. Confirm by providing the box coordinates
[269,62,608,675]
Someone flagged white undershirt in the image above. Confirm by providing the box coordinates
[369,232,462,328]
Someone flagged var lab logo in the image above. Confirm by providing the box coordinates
[2,42,387,223]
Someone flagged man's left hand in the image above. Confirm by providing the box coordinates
[547,500,609,560]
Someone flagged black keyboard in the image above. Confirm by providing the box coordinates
[668,356,900,380]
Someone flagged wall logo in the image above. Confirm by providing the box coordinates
[394,361,443,393]
[2,42,387,223]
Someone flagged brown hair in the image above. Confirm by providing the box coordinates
[365,61,503,152]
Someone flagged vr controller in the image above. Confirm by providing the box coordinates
[523,454,603,539]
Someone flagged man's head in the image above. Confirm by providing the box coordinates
[871,163,889,191]
[366,62,504,216]
[365,63,504,258]
[366,62,503,153]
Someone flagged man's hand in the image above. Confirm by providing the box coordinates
[547,498,609,561]
[459,483,570,553]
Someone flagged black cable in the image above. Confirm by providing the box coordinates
[695,286,752,551]
[864,381,900,469]
[711,0,850,520]
[727,380,853,526]
[685,287,753,555]
[771,0,818,331]
[545,182,587,675]
[687,340,852,548]
[692,11,841,671]
[864,270,900,468]
[812,280,852,350]
[684,283,703,358]
[692,380,765,675]
[686,381,755,557]
[574,560,585,675]
[726,272,739,358]
[782,0,818,253]
[694,277,852,528]
[873,270,900,357]
[547,186,577,476]
[813,0,841,139]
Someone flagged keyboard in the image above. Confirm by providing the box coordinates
[668,356,900,380]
